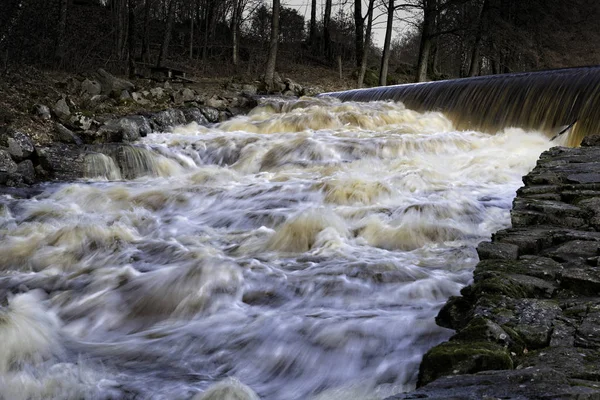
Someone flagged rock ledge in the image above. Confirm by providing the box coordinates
[389,136,600,399]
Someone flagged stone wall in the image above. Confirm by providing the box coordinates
[389,136,600,399]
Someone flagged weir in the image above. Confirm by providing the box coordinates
[321,66,600,146]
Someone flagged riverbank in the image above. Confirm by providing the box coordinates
[388,135,600,399]
[0,66,327,185]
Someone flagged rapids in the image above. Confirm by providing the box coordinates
[0,97,559,399]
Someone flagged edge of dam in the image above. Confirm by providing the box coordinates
[387,135,600,399]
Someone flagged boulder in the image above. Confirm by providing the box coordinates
[32,104,51,120]
[123,115,152,137]
[97,118,142,143]
[16,160,35,184]
[2,129,35,162]
[131,92,150,105]
[120,90,132,102]
[200,106,220,123]
[150,109,186,131]
[55,123,83,145]
[182,108,209,125]
[284,78,304,96]
[150,87,167,99]
[241,84,258,96]
[97,68,135,96]
[205,96,226,109]
[0,149,18,174]
[173,88,196,104]
[68,113,95,131]
[53,97,71,121]
[37,144,87,180]
[81,79,102,97]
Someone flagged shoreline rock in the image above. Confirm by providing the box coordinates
[388,135,600,399]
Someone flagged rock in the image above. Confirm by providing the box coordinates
[192,378,260,400]
[173,88,195,104]
[32,104,51,120]
[150,109,186,131]
[417,341,513,387]
[0,149,18,174]
[205,96,226,109]
[219,110,233,122]
[2,129,35,162]
[120,90,132,102]
[37,144,87,180]
[81,79,102,97]
[97,68,135,95]
[150,87,166,99]
[68,113,95,131]
[123,116,152,137]
[282,90,295,97]
[131,92,150,105]
[182,108,209,125]
[241,84,258,96]
[16,160,35,184]
[53,97,71,121]
[89,94,111,106]
[476,241,519,260]
[581,135,600,147]
[284,78,304,95]
[55,123,83,145]
[97,117,142,143]
[200,106,220,123]
[388,368,600,400]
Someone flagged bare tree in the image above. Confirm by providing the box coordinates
[357,0,375,87]
[309,0,317,44]
[55,0,68,66]
[379,0,395,85]
[156,0,175,67]
[354,0,364,68]
[264,0,280,90]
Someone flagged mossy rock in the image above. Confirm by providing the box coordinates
[417,340,513,387]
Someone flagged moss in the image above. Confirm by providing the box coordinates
[418,340,513,387]
[471,275,530,298]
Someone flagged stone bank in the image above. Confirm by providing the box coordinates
[389,135,600,399]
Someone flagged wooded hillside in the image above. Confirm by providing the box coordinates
[1,0,599,87]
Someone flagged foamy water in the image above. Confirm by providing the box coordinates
[0,97,557,399]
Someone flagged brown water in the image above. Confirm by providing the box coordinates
[0,97,559,399]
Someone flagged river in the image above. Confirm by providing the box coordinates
[0,97,557,399]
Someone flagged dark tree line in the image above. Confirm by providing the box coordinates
[1,0,599,86]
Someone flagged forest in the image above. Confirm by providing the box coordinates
[1,0,600,89]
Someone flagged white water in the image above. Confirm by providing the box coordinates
[0,97,557,399]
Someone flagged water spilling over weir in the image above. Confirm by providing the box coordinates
[0,97,565,399]
[321,67,600,147]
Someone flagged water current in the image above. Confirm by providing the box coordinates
[0,97,560,399]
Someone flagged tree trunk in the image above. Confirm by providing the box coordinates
[358,0,375,88]
[190,7,194,59]
[323,0,332,58]
[127,0,136,77]
[141,0,151,63]
[354,0,364,68]
[55,0,68,66]
[202,0,209,63]
[379,0,394,86]
[157,0,175,67]
[232,0,238,65]
[468,0,489,77]
[416,0,434,82]
[264,0,280,91]
[309,0,317,45]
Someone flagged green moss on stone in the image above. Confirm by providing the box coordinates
[417,340,513,387]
